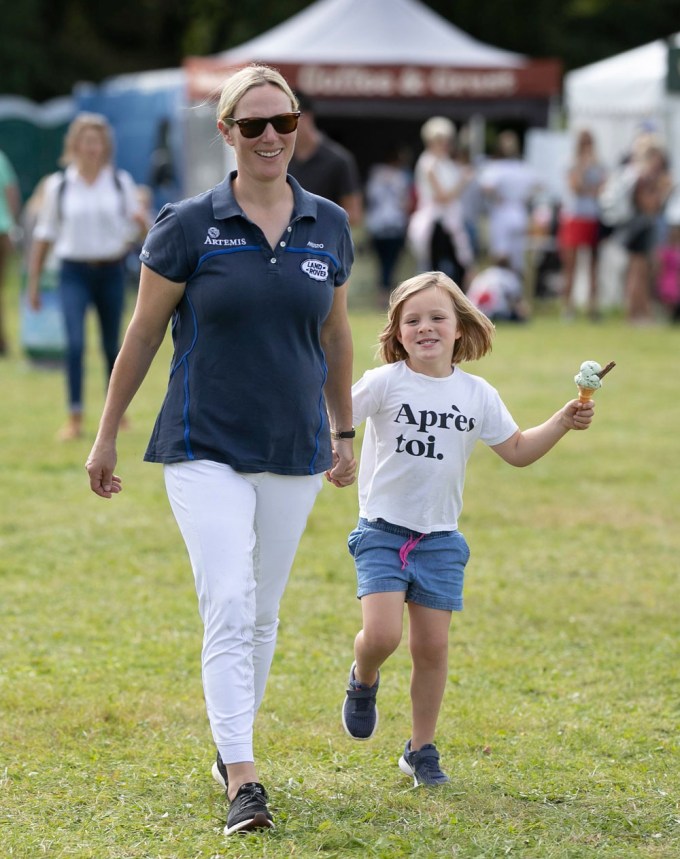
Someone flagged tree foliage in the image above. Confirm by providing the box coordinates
[1,0,678,101]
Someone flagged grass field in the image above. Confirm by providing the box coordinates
[0,251,679,858]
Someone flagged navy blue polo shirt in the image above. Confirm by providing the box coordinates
[141,172,354,475]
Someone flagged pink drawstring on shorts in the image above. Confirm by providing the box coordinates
[399,533,425,570]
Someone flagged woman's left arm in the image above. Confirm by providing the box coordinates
[491,400,595,467]
[321,282,356,487]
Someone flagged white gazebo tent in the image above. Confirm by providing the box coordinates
[565,34,680,171]
[185,0,561,124]
[184,0,561,193]
[210,0,524,69]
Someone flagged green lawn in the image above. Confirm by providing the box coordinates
[1,253,678,858]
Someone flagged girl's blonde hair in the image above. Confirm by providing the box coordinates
[379,271,495,365]
[216,64,298,124]
[60,113,114,167]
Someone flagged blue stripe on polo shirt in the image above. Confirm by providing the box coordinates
[284,246,340,268]
[168,292,199,460]
[182,362,194,460]
[169,292,199,379]
[194,244,261,273]
[309,360,329,473]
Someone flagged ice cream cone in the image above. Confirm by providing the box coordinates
[577,385,597,403]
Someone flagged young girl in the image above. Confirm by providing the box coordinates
[341,271,595,786]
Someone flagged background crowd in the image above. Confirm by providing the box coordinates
[359,117,679,327]
[1,99,679,394]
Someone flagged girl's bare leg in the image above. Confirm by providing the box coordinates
[353,591,406,685]
[407,602,452,749]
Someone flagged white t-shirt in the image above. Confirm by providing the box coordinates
[414,150,463,207]
[352,361,518,533]
[34,164,140,261]
[479,158,538,206]
[409,150,471,266]
[365,163,411,238]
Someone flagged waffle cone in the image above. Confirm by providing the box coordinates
[577,385,597,403]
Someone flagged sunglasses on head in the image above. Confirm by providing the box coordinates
[227,112,301,139]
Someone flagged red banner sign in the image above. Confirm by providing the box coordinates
[185,59,562,102]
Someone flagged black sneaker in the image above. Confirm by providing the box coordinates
[341,661,379,740]
[211,751,228,791]
[224,782,274,835]
[398,740,450,786]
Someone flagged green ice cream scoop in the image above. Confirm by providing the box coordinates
[574,360,603,390]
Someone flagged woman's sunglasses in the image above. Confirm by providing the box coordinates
[227,112,301,139]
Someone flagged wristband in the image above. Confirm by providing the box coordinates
[330,427,356,439]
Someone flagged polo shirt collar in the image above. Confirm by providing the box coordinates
[212,171,318,221]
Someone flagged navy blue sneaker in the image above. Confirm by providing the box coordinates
[211,750,228,791]
[225,782,274,835]
[398,740,450,786]
[341,661,379,740]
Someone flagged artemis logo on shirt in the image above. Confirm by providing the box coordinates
[394,402,476,460]
[203,227,247,247]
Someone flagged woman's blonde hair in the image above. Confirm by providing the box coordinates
[378,271,495,365]
[216,64,298,124]
[420,116,455,145]
[60,112,114,166]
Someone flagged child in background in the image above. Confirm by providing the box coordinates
[466,255,530,322]
[341,271,595,786]
[656,223,680,323]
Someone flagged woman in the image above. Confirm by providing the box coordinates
[407,117,472,286]
[85,65,356,835]
[621,138,673,323]
[558,130,606,320]
[479,130,540,279]
[28,113,146,439]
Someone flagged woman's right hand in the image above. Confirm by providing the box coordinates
[85,440,122,499]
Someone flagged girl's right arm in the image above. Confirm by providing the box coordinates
[490,399,595,468]
[85,265,185,498]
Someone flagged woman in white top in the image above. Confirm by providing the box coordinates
[480,130,540,278]
[28,113,145,440]
[407,117,472,286]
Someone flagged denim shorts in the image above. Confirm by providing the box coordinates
[348,518,470,611]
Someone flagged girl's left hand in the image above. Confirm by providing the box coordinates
[561,399,595,430]
[325,440,357,487]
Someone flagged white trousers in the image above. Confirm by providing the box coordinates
[164,461,323,763]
